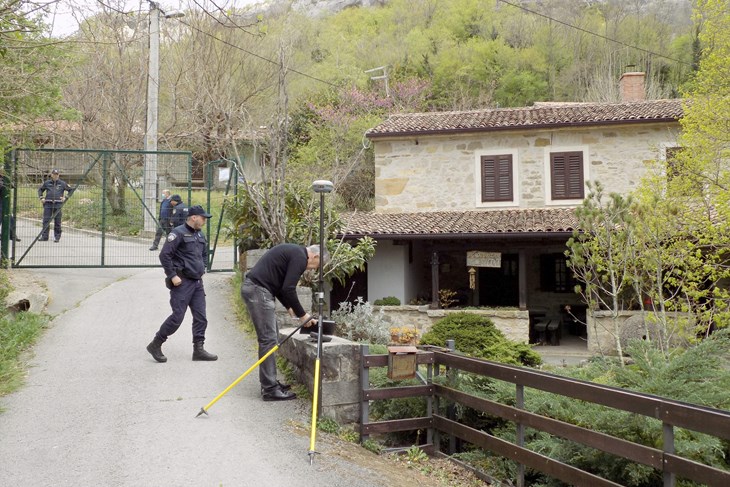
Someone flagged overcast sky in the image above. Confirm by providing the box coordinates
[45,0,263,37]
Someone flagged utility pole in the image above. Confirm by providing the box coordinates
[143,1,160,233]
[143,2,183,233]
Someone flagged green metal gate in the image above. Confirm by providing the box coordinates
[1,149,238,271]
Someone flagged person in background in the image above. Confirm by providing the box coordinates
[37,169,73,242]
[0,169,19,242]
[169,194,187,228]
[146,205,217,363]
[240,243,327,401]
[149,189,172,251]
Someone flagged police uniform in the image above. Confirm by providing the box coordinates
[37,170,73,241]
[146,205,217,362]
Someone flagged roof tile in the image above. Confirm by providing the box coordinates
[341,208,579,237]
[366,99,684,137]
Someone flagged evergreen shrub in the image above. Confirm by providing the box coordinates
[419,312,541,366]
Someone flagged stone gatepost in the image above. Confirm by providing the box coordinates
[277,329,361,424]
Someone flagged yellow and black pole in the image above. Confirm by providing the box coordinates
[309,179,333,465]
[195,320,310,418]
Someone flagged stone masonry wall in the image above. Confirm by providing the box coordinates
[377,305,530,343]
[374,123,679,212]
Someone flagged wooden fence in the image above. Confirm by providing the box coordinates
[359,344,730,487]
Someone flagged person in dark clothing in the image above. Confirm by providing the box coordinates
[241,243,328,401]
[169,194,187,228]
[37,169,73,242]
[149,189,172,251]
[0,172,19,242]
[146,205,218,363]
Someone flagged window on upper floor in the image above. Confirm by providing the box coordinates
[550,151,584,200]
[480,154,513,202]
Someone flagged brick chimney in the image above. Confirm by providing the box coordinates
[619,71,646,102]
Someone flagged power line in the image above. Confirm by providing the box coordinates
[496,0,692,67]
[177,17,340,89]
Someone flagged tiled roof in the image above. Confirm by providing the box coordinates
[340,208,579,238]
[366,99,684,137]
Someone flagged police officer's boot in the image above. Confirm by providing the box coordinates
[192,341,218,361]
[146,337,167,363]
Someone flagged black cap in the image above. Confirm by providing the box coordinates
[170,194,182,203]
[51,169,59,174]
[188,205,212,218]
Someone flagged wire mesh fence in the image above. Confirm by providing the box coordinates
[5,149,237,271]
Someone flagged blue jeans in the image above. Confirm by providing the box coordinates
[241,278,279,393]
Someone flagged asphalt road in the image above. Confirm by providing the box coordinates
[0,267,431,487]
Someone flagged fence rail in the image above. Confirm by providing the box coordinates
[360,346,730,487]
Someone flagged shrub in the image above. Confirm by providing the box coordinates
[420,312,541,367]
[373,296,401,306]
[331,297,390,345]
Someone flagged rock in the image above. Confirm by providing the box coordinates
[5,271,49,314]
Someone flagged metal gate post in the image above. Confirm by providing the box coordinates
[0,151,10,262]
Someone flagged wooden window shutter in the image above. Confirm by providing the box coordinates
[481,154,513,202]
[551,151,584,200]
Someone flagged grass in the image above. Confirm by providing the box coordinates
[0,311,49,400]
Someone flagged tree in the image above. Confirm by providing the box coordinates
[566,182,637,361]
[0,0,69,149]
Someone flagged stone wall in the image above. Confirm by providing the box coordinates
[377,305,530,343]
[277,328,361,424]
[587,310,693,355]
[374,123,679,213]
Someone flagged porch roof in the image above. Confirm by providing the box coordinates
[366,99,684,138]
[340,207,579,239]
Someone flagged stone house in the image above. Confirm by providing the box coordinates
[336,73,685,352]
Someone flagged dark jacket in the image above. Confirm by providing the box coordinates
[38,178,72,203]
[170,202,187,227]
[246,243,308,317]
[159,222,208,280]
[159,197,173,221]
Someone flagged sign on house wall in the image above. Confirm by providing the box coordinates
[467,251,501,268]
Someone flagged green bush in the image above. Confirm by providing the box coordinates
[419,312,541,367]
[373,296,401,306]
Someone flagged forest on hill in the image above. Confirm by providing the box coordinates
[0,0,701,209]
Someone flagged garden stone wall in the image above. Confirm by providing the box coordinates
[376,305,529,343]
[277,328,361,424]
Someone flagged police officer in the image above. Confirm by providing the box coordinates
[169,194,187,228]
[146,205,218,362]
[37,169,73,242]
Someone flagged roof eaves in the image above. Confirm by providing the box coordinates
[365,117,680,139]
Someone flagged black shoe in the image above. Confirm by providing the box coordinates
[261,380,291,395]
[53,238,60,243]
[192,341,218,361]
[146,338,167,363]
[13,237,20,242]
[149,246,158,251]
[262,388,297,402]
[39,238,48,241]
